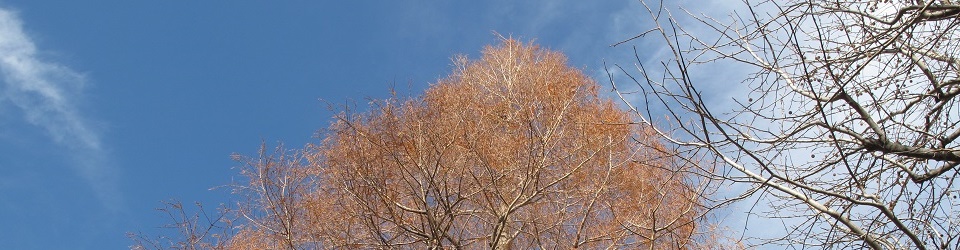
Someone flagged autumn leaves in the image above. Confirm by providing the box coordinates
[143,39,702,249]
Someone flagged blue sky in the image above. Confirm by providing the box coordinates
[0,1,691,249]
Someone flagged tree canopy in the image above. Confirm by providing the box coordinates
[133,39,704,249]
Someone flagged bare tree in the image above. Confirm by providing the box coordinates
[128,200,233,250]
[227,143,317,249]
[611,0,960,249]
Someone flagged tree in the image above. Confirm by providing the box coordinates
[312,39,705,249]
[611,0,960,249]
[128,200,234,250]
[134,39,705,249]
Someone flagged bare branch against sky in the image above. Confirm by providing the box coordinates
[612,0,960,249]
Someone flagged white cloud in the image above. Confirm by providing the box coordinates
[0,7,120,211]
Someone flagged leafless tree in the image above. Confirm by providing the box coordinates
[128,200,233,250]
[227,143,318,249]
[610,0,960,249]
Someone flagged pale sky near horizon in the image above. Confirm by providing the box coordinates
[0,1,752,249]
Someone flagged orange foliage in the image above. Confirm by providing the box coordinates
[220,39,701,249]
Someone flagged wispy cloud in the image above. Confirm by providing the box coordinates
[0,7,120,211]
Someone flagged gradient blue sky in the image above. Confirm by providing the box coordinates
[0,1,690,249]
